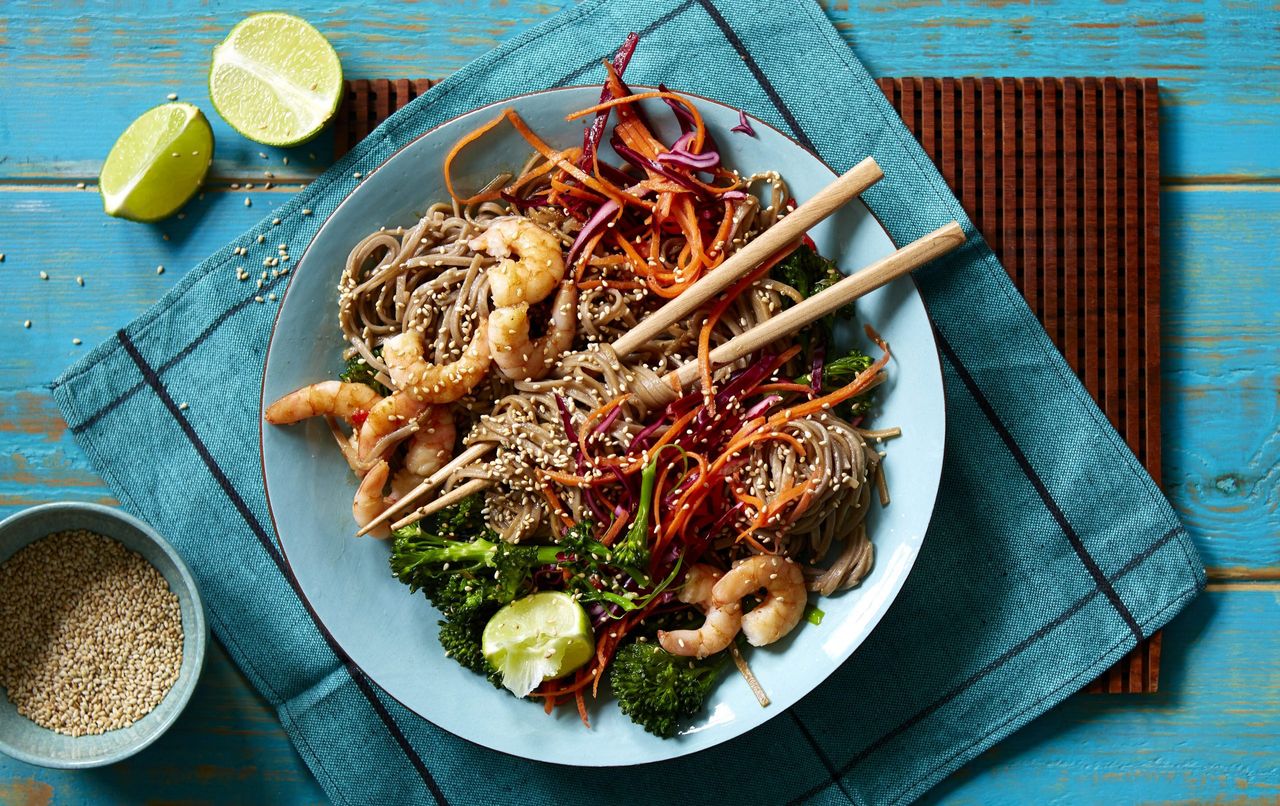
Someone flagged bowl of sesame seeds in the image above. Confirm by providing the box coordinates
[0,502,207,768]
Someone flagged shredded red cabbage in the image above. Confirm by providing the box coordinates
[721,190,747,200]
[609,135,706,196]
[566,199,620,268]
[656,145,720,171]
[578,32,640,173]
[731,109,756,136]
[595,404,624,438]
[626,416,668,452]
[743,393,783,420]
[809,336,826,395]
[554,394,581,452]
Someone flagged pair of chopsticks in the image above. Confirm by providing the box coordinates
[358,157,965,535]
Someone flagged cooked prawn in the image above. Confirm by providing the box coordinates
[488,281,579,381]
[468,216,566,307]
[353,459,393,539]
[658,564,743,659]
[402,406,456,477]
[357,393,431,461]
[382,324,490,404]
[712,555,807,647]
[264,381,381,425]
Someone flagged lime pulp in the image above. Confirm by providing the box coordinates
[209,12,343,147]
[481,591,594,698]
[99,103,213,223]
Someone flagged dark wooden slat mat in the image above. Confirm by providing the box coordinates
[334,76,1163,694]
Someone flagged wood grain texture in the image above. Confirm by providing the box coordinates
[881,76,1167,693]
[339,76,1166,691]
[0,188,1273,562]
[0,587,1272,804]
[0,1,1278,181]
[1,0,1278,802]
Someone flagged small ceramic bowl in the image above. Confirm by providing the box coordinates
[0,502,207,768]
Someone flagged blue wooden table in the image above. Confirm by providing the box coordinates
[1,1,1277,803]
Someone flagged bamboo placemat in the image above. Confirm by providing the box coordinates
[333,76,1163,694]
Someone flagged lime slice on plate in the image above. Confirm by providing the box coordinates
[482,591,594,698]
[99,102,213,223]
[209,12,343,147]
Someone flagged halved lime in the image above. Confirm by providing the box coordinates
[209,13,343,147]
[99,103,213,223]
[482,591,594,698]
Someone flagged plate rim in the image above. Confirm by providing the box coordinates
[258,85,946,766]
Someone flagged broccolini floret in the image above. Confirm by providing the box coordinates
[611,457,657,572]
[608,642,727,737]
[339,351,389,395]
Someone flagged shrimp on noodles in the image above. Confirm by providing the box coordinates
[265,381,380,425]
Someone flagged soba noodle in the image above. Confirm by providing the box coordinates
[329,163,880,593]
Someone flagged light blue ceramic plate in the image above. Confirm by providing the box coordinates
[0,502,207,768]
[261,87,944,766]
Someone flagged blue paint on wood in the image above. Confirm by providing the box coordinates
[1,1,1278,802]
[0,1,1277,181]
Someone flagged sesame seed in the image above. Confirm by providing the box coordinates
[268,293,277,302]
[259,152,268,159]
[166,92,178,100]
[272,218,281,225]
[38,271,48,280]
[76,276,84,286]
[301,208,312,216]
[255,296,264,303]
[353,172,362,179]
[282,157,290,166]
[23,320,31,329]
[75,182,86,189]
[256,235,265,243]
[156,265,165,275]
[244,183,254,190]
[178,402,189,411]
[71,338,82,345]
[244,198,252,207]
[0,530,184,737]
[231,183,240,189]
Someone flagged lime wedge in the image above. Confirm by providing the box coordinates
[482,591,594,698]
[99,103,213,223]
[209,13,343,147]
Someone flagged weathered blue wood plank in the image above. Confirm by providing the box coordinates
[0,587,1273,805]
[1161,187,1280,577]
[0,641,327,805]
[3,186,1273,571]
[0,0,1276,181]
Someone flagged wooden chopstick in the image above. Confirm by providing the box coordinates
[609,156,884,359]
[388,478,489,532]
[666,220,966,388]
[357,443,490,536]
[391,218,967,530]
[356,158,884,535]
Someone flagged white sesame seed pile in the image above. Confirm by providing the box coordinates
[0,529,184,737]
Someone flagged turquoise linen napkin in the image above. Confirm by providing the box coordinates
[51,0,1204,803]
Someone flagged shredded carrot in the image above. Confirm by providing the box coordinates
[768,331,890,427]
[694,245,797,405]
[505,109,654,210]
[600,512,629,547]
[565,91,707,153]
[443,111,508,204]
[540,485,575,530]
[756,382,817,396]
